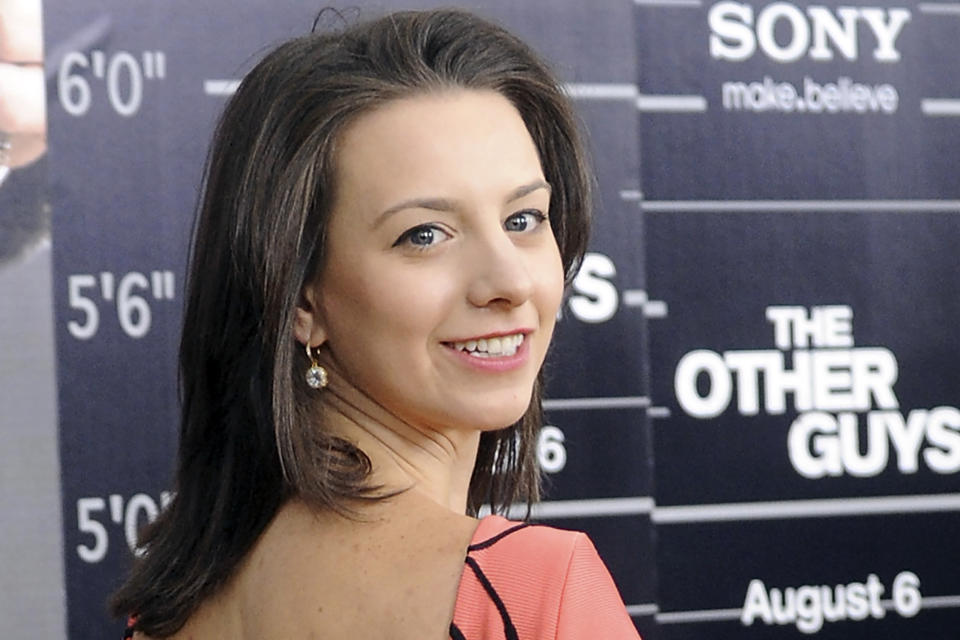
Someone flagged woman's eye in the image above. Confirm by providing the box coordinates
[505,209,547,233]
[393,224,451,249]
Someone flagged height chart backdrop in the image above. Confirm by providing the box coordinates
[33,0,956,638]
[637,0,960,639]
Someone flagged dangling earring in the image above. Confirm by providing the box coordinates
[305,343,328,389]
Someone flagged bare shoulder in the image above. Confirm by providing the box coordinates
[143,497,478,639]
[227,496,478,639]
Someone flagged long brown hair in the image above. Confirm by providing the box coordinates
[111,9,592,636]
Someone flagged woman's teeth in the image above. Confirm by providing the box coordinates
[452,333,524,357]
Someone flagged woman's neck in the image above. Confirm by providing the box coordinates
[317,369,480,514]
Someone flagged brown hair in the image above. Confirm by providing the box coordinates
[111,8,591,636]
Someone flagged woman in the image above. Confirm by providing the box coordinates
[113,9,641,639]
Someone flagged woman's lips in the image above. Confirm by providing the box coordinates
[442,331,531,371]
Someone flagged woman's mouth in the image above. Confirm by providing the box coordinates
[448,333,525,358]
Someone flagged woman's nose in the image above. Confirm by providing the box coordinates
[465,233,535,309]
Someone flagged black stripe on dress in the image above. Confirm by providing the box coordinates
[467,523,531,552]
[465,556,519,640]
[449,621,467,640]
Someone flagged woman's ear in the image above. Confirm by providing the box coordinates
[294,286,327,347]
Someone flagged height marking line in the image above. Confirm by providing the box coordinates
[204,79,712,117]
[654,493,960,524]
[490,493,960,522]
[204,79,240,96]
[626,603,660,617]
[656,608,741,623]
[921,595,960,609]
[922,99,960,116]
[564,83,637,100]
[644,301,669,318]
[656,595,960,625]
[648,406,672,419]
[526,496,655,519]
[634,0,702,6]
[918,2,960,13]
[543,396,650,410]
[641,200,960,212]
[637,95,707,112]
[622,289,648,306]
[481,496,655,520]
[210,79,647,102]
[623,290,669,318]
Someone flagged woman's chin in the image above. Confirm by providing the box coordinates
[452,399,534,433]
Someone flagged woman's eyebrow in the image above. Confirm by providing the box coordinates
[375,180,552,227]
[505,179,551,203]
[376,197,458,225]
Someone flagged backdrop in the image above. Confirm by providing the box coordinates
[4,0,958,637]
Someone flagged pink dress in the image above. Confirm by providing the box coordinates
[451,515,641,639]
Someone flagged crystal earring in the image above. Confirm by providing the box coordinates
[305,343,328,390]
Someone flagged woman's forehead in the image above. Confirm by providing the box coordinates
[330,90,545,217]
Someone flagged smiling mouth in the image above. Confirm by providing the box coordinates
[447,333,525,358]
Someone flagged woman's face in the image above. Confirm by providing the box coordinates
[301,89,564,432]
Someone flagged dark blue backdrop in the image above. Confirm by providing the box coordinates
[42,1,959,638]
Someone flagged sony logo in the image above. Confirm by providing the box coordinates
[709,2,911,63]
